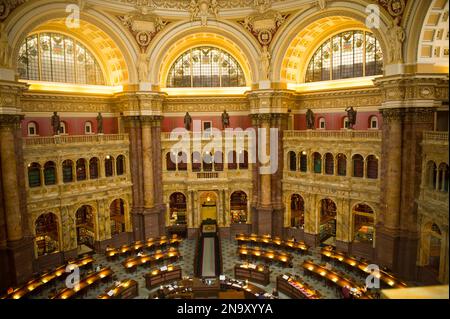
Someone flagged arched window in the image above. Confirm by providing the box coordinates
[192,152,202,172]
[84,121,93,134]
[305,30,383,82]
[238,150,249,169]
[369,116,379,129]
[35,213,59,257]
[318,118,326,130]
[320,199,337,242]
[28,163,41,188]
[325,153,334,175]
[76,159,87,181]
[76,205,95,248]
[299,151,308,172]
[288,151,297,171]
[116,155,125,175]
[27,122,38,136]
[352,154,364,178]
[353,204,375,243]
[177,152,188,171]
[313,152,322,174]
[166,152,176,171]
[290,194,305,228]
[366,155,378,179]
[427,161,438,189]
[230,191,248,223]
[89,157,99,179]
[60,121,67,135]
[343,117,350,129]
[203,152,213,171]
[110,199,125,235]
[169,193,187,226]
[44,161,57,185]
[167,47,246,88]
[337,154,347,176]
[214,151,224,171]
[18,33,105,85]
[105,156,114,177]
[438,163,449,192]
[62,160,74,183]
[228,151,237,170]
[427,223,442,273]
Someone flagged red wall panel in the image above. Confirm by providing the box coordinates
[161,115,252,132]
[293,112,382,130]
[22,117,118,137]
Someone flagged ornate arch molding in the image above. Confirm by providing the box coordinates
[5,1,138,84]
[146,20,261,87]
[403,0,449,71]
[271,1,392,84]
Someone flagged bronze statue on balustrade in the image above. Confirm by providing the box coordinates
[97,112,103,134]
[184,112,192,131]
[306,109,315,130]
[51,111,61,135]
[222,110,230,129]
[345,107,357,129]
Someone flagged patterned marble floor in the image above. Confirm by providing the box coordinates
[31,238,370,299]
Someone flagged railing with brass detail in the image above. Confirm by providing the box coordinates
[23,134,129,146]
[423,131,449,143]
[283,130,382,140]
[197,172,219,179]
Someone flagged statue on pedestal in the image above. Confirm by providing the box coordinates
[97,112,103,134]
[306,109,315,130]
[222,110,230,129]
[345,107,357,129]
[184,112,192,131]
[0,23,11,68]
[260,45,271,80]
[51,112,61,135]
[387,17,405,64]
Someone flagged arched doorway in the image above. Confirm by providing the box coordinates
[230,191,248,224]
[75,205,95,250]
[352,203,375,244]
[290,194,305,228]
[35,213,59,257]
[319,199,337,244]
[428,223,442,274]
[169,192,187,225]
[200,192,217,222]
[110,199,125,236]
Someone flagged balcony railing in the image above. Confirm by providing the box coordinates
[23,134,129,146]
[283,130,382,140]
[161,131,255,141]
[423,131,449,143]
[196,172,219,179]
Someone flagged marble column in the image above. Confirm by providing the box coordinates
[142,117,154,208]
[0,117,23,242]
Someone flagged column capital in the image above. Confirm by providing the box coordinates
[115,91,167,116]
[374,74,449,107]
[246,89,295,115]
[0,114,23,129]
[0,80,29,114]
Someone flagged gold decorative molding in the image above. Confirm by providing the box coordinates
[117,6,170,52]
[296,88,382,111]
[374,75,449,103]
[164,96,249,113]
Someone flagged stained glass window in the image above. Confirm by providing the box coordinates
[305,31,383,82]
[18,33,105,85]
[167,47,246,88]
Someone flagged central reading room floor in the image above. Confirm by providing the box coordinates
[31,239,372,299]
